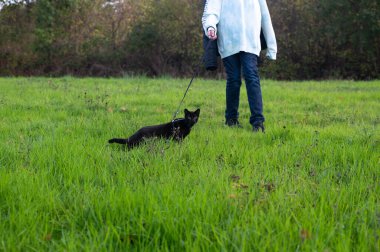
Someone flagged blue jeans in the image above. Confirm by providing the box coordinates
[222,52,264,126]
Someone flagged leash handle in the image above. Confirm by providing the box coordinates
[172,40,214,120]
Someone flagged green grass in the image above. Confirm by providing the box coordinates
[0,77,379,251]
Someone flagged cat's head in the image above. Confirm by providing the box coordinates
[184,108,200,126]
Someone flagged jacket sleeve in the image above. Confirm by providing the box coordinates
[259,0,277,60]
[202,0,222,36]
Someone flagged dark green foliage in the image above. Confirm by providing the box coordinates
[0,0,379,79]
[0,2,35,75]
[262,0,380,80]
[316,0,380,79]
[126,0,203,76]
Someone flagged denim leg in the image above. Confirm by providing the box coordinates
[222,53,242,120]
[240,52,265,126]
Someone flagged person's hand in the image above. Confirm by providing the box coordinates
[207,27,217,40]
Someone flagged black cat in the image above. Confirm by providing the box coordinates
[108,108,200,149]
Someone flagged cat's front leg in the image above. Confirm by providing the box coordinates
[172,126,183,141]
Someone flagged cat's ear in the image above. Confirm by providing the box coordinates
[184,109,189,115]
[195,108,200,116]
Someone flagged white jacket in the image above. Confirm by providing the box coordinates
[202,0,277,60]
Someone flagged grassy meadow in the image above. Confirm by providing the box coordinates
[0,77,379,251]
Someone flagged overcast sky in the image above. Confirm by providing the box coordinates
[0,1,34,10]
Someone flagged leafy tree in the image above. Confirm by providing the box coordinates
[0,1,35,75]
[32,0,79,73]
[126,0,203,75]
[317,0,380,79]
[0,0,378,79]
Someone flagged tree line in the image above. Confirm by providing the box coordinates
[0,0,379,80]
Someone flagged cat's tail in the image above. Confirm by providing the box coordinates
[108,138,128,144]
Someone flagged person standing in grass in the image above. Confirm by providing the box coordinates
[202,0,277,132]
